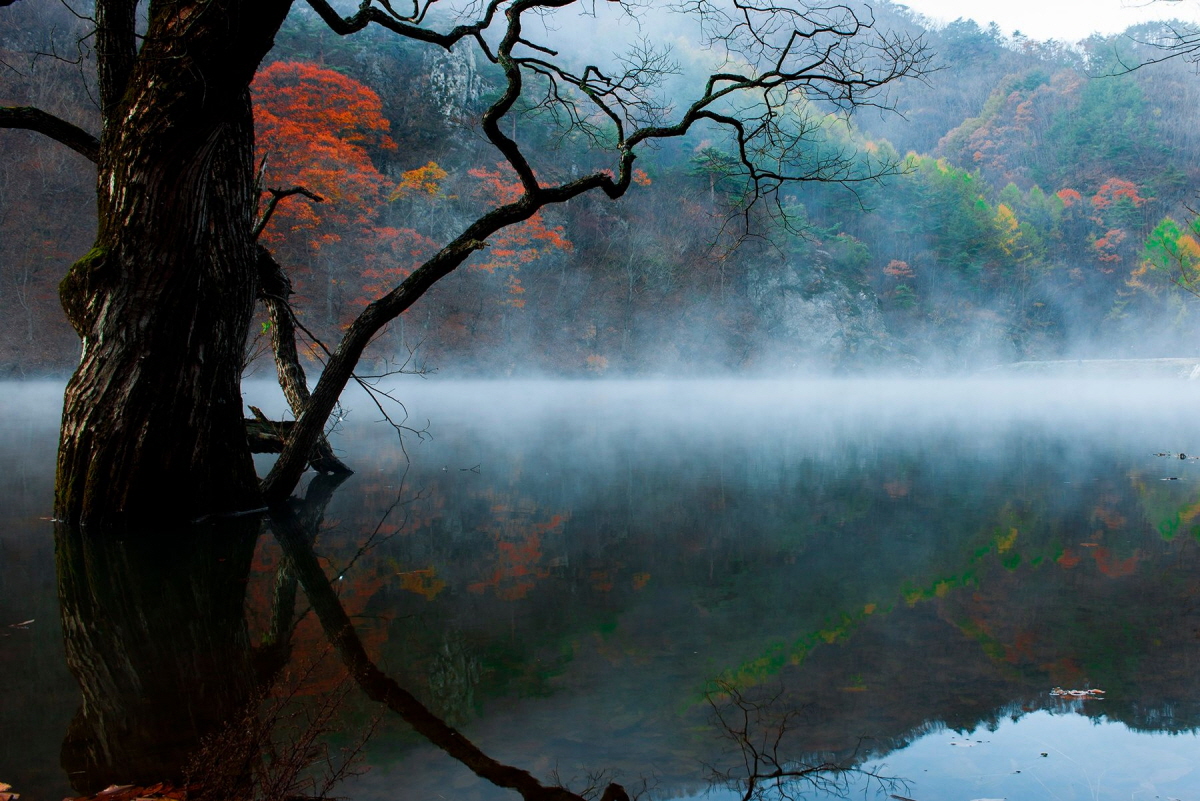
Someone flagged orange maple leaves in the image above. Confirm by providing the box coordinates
[1055,188,1081,208]
[253,61,398,252]
[252,62,574,322]
[253,61,450,327]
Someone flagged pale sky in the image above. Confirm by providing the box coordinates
[897,0,1200,41]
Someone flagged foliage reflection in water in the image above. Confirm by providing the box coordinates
[3,379,1200,800]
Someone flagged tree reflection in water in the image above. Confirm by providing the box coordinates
[52,473,896,801]
[703,679,901,801]
[56,517,260,793]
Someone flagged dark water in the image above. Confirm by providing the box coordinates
[4,379,1200,800]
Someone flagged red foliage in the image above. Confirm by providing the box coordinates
[1092,546,1139,578]
[466,165,573,309]
[1056,188,1082,208]
[1092,228,1126,269]
[1090,178,1148,211]
[466,493,568,600]
[883,259,914,279]
[252,61,453,335]
[253,61,397,253]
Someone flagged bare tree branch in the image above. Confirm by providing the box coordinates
[304,0,510,48]
[261,0,931,503]
[1109,18,1200,73]
[254,185,325,239]
[704,678,901,801]
[0,105,99,161]
[255,246,353,475]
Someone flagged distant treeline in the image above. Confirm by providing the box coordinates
[4,2,1200,375]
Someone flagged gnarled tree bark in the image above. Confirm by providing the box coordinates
[52,0,292,526]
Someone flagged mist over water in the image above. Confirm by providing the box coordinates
[7,377,1200,800]
[6,0,1200,796]
[7,378,1200,796]
[321,377,1200,800]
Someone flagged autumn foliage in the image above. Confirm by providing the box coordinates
[1055,188,1081,208]
[1090,178,1148,211]
[251,62,451,338]
[466,165,574,309]
[253,61,398,253]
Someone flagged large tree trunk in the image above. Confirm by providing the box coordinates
[55,0,291,526]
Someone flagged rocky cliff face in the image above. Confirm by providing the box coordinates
[426,42,485,122]
[745,257,893,371]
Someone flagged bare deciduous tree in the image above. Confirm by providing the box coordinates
[0,0,929,525]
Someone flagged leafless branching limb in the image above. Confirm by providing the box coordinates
[704,678,902,801]
[548,767,653,801]
[264,0,931,502]
[324,464,426,582]
[185,655,379,801]
[1110,18,1200,73]
[254,185,326,239]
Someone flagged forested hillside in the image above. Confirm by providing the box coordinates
[4,2,1200,375]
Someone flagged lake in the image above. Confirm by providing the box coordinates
[4,378,1200,800]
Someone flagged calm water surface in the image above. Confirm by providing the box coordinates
[4,378,1200,800]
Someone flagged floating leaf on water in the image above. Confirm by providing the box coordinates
[1050,687,1105,697]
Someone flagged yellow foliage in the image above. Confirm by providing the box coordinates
[388,559,447,600]
[995,204,1022,256]
[1179,233,1200,261]
[995,526,1018,553]
[390,161,448,199]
